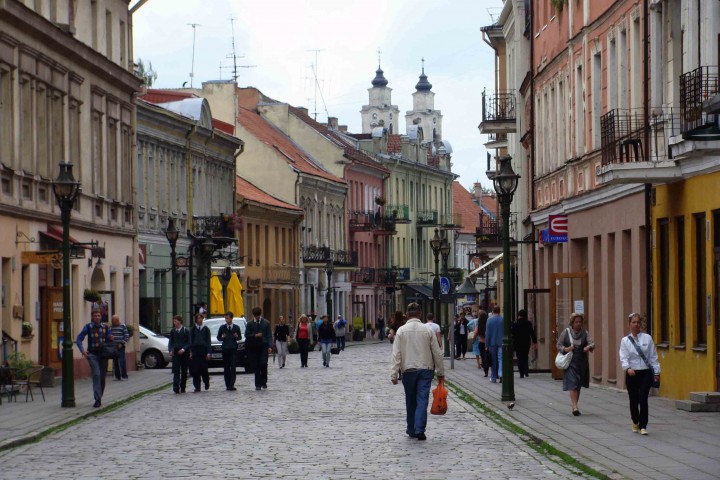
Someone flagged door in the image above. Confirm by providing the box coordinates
[550,272,589,379]
[40,287,63,372]
[714,210,720,391]
[524,288,550,372]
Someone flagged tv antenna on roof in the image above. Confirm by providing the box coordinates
[225,17,257,84]
[306,49,329,121]
[188,23,201,88]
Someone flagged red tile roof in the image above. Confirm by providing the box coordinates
[236,176,302,212]
[212,118,234,135]
[235,107,344,184]
[139,89,195,104]
[452,181,483,234]
[387,134,402,154]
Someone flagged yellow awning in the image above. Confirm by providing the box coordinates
[226,272,244,317]
[210,272,225,316]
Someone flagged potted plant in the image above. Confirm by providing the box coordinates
[21,321,33,338]
[374,196,386,206]
[83,288,101,303]
[126,324,135,338]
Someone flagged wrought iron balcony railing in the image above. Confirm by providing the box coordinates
[349,210,397,234]
[350,268,376,284]
[440,213,463,230]
[600,108,680,167]
[189,215,236,238]
[332,249,358,267]
[416,210,438,226]
[475,212,502,246]
[263,266,300,284]
[680,65,719,134]
[385,204,410,223]
[482,90,516,123]
[301,245,358,267]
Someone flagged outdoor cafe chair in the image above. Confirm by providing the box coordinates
[15,366,45,402]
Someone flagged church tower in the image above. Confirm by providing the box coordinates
[361,64,400,134]
[405,59,442,143]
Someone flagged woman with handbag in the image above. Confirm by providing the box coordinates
[556,313,595,416]
[619,313,660,435]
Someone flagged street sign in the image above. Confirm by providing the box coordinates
[175,256,188,268]
[21,250,61,266]
[548,215,568,242]
[440,277,451,295]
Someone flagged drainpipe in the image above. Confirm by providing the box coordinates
[643,0,652,334]
[529,0,537,289]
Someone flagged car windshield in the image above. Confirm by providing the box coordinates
[140,327,166,338]
[204,318,247,339]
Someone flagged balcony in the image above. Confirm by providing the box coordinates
[263,266,300,285]
[385,204,410,224]
[189,215,238,249]
[416,210,438,227]
[440,213,463,230]
[479,90,516,134]
[484,132,508,149]
[301,245,358,267]
[475,212,502,248]
[348,210,397,235]
[332,249,358,267]
[680,65,720,139]
[597,108,682,186]
[350,268,376,284]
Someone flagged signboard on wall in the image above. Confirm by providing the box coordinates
[542,215,568,243]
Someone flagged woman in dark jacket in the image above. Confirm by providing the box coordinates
[318,315,336,367]
[454,315,469,359]
[387,310,406,343]
[556,313,595,416]
[511,309,537,378]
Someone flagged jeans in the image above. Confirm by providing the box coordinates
[626,369,653,428]
[488,346,502,381]
[276,340,288,367]
[336,335,345,351]
[222,348,237,388]
[320,341,333,366]
[86,353,108,402]
[401,369,434,435]
[297,338,310,367]
[378,326,385,340]
[171,351,189,392]
[113,346,128,379]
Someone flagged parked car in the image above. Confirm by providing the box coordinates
[204,317,250,372]
[138,325,171,369]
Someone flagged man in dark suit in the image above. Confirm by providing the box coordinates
[189,312,211,392]
[217,311,242,391]
[245,306,272,390]
[168,315,191,393]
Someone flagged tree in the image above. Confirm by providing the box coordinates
[136,58,157,87]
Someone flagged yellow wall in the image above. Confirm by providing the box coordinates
[652,170,720,399]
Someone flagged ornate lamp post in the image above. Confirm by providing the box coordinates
[429,228,443,353]
[325,258,334,322]
[165,218,179,315]
[201,237,215,315]
[493,154,520,402]
[440,236,451,357]
[52,162,81,408]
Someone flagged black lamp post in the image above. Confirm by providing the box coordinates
[201,237,215,315]
[440,236,451,357]
[165,218,179,315]
[325,258,334,322]
[493,154,520,402]
[429,228,443,353]
[52,162,81,408]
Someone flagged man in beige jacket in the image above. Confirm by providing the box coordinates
[390,303,445,441]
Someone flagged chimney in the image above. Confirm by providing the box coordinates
[327,117,338,129]
[298,107,309,116]
[338,125,348,132]
[472,182,484,202]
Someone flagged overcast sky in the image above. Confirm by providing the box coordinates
[133,0,502,190]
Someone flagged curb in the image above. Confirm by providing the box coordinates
[0,382,172,453]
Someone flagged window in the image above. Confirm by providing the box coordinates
[658,219,669,343]
[695,213,707,346]
[91,109,104,195]
[50,90,64,179]
[36,83,49,178]
[575,64,585,156]
[19,75,33,173]
[618,28,628,109]
[0,66,13,167]
[631,17,642,108]
[608,38,617,111]
[676,216,686,344]
[105,10,113,60]
[592,52,602,149]
[107,117,118,200]
[69,98,81,181]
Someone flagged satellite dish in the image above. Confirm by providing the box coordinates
[182,81,188,88]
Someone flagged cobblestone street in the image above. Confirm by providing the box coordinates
[0,343,583,479]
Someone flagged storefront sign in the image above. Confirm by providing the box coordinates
[21,250,61,266]
[548,215,568,242]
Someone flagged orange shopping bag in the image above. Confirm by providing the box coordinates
[430,377,448,415]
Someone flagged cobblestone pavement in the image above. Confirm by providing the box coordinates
[0,343,588,479]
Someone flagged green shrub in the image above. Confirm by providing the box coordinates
[7,352,33,379]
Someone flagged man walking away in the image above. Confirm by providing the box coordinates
[424,313,442,349]
[246,307,272,390]
[511,309,537,378]
[168,315,190,393]
[110,314,129,381]
[217,311,241,391]
[189,313,211,392]
[377,315,386,341]
[390,303,445,441]
[485,306,503,383]
[274,315,290,368]
[334,314,347,351]
[76,308,114,407]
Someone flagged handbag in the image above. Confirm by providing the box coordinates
[627,335,660,388]
[430,378,448,415]
[101,342,120,359]
[554,328,573,370]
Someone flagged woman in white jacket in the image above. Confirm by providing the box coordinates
[619,313,660,436]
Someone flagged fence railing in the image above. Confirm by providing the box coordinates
[348,210,396,233]
[482,90,516,123]
[680,65,719,133]
[385,204,410,223]
[416,210,438,226]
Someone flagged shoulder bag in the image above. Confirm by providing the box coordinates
[554,328,573,370]
[627,335,660,388]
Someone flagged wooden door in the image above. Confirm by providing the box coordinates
[550,272,589,379]
[524,288,550,371]
[40,287,63,372]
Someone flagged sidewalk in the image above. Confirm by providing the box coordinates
[446,356,720,480]
[0,368,171,451]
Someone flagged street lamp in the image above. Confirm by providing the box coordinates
[165,218,179,315]
[429,228,443,354]
[201,237,215,315]
[493,154,520,402]
[439,236,451,357]
[52,162,81,408]
[325,258,334,322]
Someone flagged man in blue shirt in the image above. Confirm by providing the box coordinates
[76,308,114,407]
[485,306,504,383]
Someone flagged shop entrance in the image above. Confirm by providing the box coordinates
[550,272,588,380]
[524,288,550,371]
[40,287,63,372]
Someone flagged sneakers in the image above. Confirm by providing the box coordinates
[631,424,640,433]
[93,400,101,408]
[640,429,648,435]
[416,433,427,441]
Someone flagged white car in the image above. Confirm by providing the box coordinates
[138,325,171,369]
